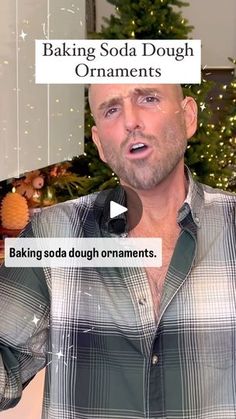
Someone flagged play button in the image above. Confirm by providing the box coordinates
[110,201,127,219]
[94,185,143,234]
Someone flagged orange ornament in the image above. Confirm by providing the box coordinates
[0,191,29,230]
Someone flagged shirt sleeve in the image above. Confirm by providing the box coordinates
[0,262,50,410]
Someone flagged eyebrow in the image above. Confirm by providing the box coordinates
[132,87,162,97]
[98,97,123,113]
[97,87,162,114]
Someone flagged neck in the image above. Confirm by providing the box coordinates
[124,162,187,228]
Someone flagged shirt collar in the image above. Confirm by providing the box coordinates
[99,166,204,235]
[177,166,204,228]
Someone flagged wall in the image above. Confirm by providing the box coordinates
[0,0,85,182]
[96,0,236,67]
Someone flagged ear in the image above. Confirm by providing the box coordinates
[91,126,107,163]
[182,96,198,139]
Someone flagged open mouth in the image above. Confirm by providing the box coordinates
[126,142,152,160]
[129,143,148,154]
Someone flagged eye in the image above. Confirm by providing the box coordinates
[147,96,158,102]
[104,107,120,118]
[143,95,159,104]
[137,95,160,106]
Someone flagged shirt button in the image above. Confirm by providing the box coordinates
[138,297,146,305]
[152,354,159,365]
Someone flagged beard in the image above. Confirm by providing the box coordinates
[100,124,187,190]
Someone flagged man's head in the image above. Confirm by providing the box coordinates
[89,84,197,190]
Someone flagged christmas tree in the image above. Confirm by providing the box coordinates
[183,67,236,190]
[74,0,235,192]
[98,0,193,39]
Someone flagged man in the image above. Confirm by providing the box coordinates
[0,84,235,419]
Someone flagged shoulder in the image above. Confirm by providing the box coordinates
[198,182,236,224]
[200,182,236,205]
[29,192,100,237]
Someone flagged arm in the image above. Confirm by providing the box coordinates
[0,263,49,410]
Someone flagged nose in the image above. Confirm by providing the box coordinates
[123,101,144,132]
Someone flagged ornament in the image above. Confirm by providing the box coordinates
[13,170,44,200]
[32,175,44,190]
[28,190,42,208]
[0,190,29,230]
[42,186,57,207]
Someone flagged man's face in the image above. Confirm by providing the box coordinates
[90,84,197,190]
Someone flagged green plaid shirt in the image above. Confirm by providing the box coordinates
[0,171,236,418]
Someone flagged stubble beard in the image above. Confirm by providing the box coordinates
[101,126,187,190]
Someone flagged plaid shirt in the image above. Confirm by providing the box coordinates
[0,171,236,419]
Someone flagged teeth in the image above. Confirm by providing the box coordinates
[131,143,145,150]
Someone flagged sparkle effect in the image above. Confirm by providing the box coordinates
[19,29,27,41]
[56,350,64,360]
[32,314,40,326]
[200,103,206,111]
